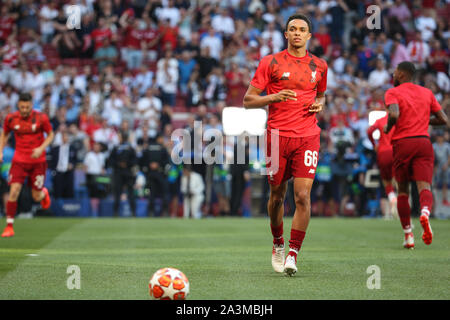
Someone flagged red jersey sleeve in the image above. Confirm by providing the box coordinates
[41,113,52,134]
[317,63,328,94]
[430,92,442,113]
[367,121,378,147]
[250,55,272,91]
[384,88,398,106]
[3,114,11,135]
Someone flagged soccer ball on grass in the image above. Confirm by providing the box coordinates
[149,267,190,300]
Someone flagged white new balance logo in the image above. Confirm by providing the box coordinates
[308,169,315,174]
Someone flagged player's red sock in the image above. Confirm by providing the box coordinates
[270,222,284,245]
[6,201,18,227]
[419,189,433,217]
[288,229,306,262]
[397,194,411,232]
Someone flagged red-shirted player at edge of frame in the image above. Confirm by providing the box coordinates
[384,61,447,249]
[243,14,327,276]
[0,92,54,238]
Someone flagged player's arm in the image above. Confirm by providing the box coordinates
[243,85,297,109]
[0,130,10,163]
[384,104,399,134]
[31,130,55,159]
[429,109,448,126]
[366,123,377,149]
[309,92,325,113]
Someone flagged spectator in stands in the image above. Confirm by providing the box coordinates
[134,64,154,95]
[178,50,197,95]
[51,8,81,58]
[39,0,58,44]
[156,0,180,27]
[136,87,162,127]
[94,37,118,73]
[200,26,223,61]
[119,14,145,70]
[0,84,18,111]
[415,8,437,43]
[156,49,179,106]
[211,7,235,37]
[90,17,113,54]
[18,0,39,32]
[0,5,17,46]
[368,59,390,89]
[93,118,119,151]
[433,131,450,207]
[407,31,430,70]
[0,36,21,85]
[102,90,124,127]
[390,34,410,70]
[50,129,77,199]
[141,14,161,62]
[158,18,178,51]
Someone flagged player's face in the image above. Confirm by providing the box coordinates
[17,100,33,118]
[285,19,311,49]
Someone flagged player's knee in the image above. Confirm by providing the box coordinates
[294,190,310,209]
[8,187,21,201]
[269,193,284,210]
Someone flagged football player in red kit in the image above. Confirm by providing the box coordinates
[367,114,398,220]
[384,61,447,248]
[243,14,327,276]
[0,92,54,237]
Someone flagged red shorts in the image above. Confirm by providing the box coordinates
[8,161,47,191]
[392,137,434,184]
[266,133,320,185]
[377,149,394,181]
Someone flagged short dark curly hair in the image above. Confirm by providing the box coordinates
[19,92,32,102]
[397,61,416,78]
[285,14,312,33]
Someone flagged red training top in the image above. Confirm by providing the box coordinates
[367,115,394,152]
[250,49,328,137]
[3,110,52,163]
[384,82,442,141]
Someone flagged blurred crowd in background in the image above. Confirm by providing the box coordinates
[0,0,449,218]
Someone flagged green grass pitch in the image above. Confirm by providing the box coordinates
[0,217,449,300]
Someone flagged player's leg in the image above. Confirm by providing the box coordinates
[396,181,414,248]
[268,181,288,273]
[411,138,435,245]
[284,177,314,275]
[392,140,415,248]
[29,162,51,210]
[265,133,289,273]
[378,150,397,218]
[2,161,29,237]
[1,183,22,237]
[284,134,320,275]
[416,181,433,245]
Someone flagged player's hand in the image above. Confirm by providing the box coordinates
[0,152,3,163]
[309,101,323,113]
[272,90,297,103]
[31,147,44,159]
